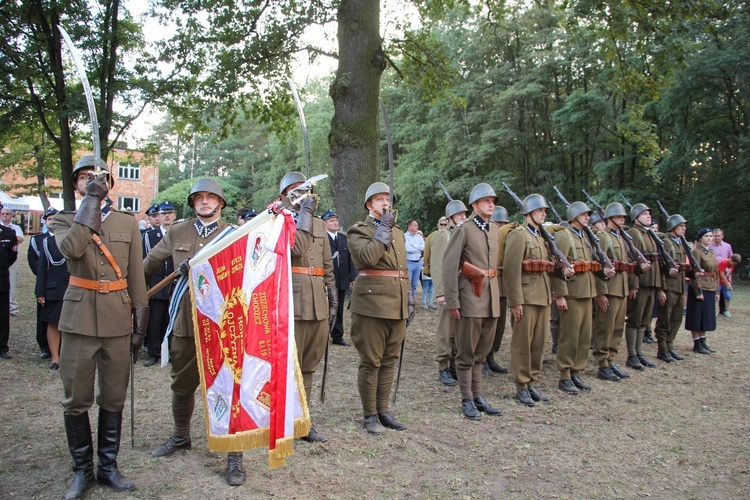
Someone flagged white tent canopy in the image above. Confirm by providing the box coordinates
[0,191,30,211]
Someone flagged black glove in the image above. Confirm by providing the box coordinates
[296,196,317,234]
[177,258,191,277]
[131,306,149,362]
[327,286,338,334]
[373,212,396,247]
[406,289,415,327]
[73,172,109,235]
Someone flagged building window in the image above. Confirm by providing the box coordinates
[118,197,140,212]
[118,162,140,180]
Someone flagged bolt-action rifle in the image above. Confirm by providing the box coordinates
[656,201,703,274]
[502,182,573,273]
[548,203,564,224]
[619,194,679,273]
[552,186,614,274]
[581,189,650,268]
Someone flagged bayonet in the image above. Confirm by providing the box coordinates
[657,200,703,273]
[378,98,396,212]
[438,181,453,201]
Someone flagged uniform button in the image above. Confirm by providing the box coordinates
[99,251,104,255]
[101,273,105,277]
[310,256,314,260]
[368,289,372,293]
[100,262,105,266]
[199,243,204,247]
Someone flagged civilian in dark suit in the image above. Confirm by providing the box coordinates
[142,201,176,367]
[322,210,358,346]
[35,211,70,370]
[28,208,58,359]
[0,207,18,359]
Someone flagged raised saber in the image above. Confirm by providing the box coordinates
[287,78,311,178]
[379,97,405,404]
[58,26,104,172]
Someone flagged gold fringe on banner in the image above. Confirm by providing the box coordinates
[269,436,295,469]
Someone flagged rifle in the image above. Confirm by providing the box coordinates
[552,186,614,273]
[438,181,453,201]
[501,182,573,273]
[619,194,679,273]
[582,189,649,267]
[656,200,703,274]
[548,203,564,225]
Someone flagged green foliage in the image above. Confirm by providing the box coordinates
[151,177,242,223]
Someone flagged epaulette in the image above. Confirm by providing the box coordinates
[354,221,367,227]
[171,218,191,226]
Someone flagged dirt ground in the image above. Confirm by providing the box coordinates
[2,238,749,498]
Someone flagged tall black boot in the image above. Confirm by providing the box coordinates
[96,410,135,492]
[64,412,95,500]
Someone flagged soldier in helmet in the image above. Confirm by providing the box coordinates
[143,178,247,486]
[625,203,673,370]
[278,172,336,443]
[504,194,574,407]
[486,205,512,375]
[433,200,469,386]
[49,155,148,498]
[551,201,613,395]
[653,214,692,361]
[141,201,177,367]
[592,202,642,382]
[347,182,412,434]
[444,183,503,419]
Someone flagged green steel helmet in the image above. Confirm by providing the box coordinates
[364,181,391,209]
[445,200,468,219]
[589,210,603,225]
[188,178,226,208]
[629,202,650,221]
[468,183,498,205]
[566,201,592,222]
[604,202,628,219]
[71,155,112,188]
[521,194,549,214]
[667,213,687,231]
[279,171,307,196]
[490,205,509,223]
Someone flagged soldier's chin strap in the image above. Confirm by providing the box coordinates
[198,204,222,220]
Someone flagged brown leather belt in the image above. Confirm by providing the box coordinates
[291,266,324,277]
[522,259,556,274]
[358,269,409,279]
[644,253,659,263]
[69,276,129,294]
[613,260,636,273]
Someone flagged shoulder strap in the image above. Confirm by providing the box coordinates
[92,234,123,279]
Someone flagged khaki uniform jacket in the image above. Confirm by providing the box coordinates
[595,228,630,297]
[504,222,552,308]
[552,226,596,299]
[347,216,409,320]
[143,218,229,338]
[627,224,661,289]
[661,234,687,294]
[495,223,518,298]
[691,246,718,292]
[291,217,335,321]
[428,229,449,296]
[444,216,500,318]
[52,211,148,337]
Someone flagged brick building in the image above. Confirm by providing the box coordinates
[1,146,159,233]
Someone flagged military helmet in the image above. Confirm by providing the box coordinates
[604,202,628,219]
[566,201,592,222]
[521,194,549,214]
[71,155,113,188]
[667,213,687,231]
[364,182,390,210]
[279,171,306,196]
[188,178,226,209]
[629,202,650,221]
[468,183,497,205]
[490,205,509,223]
[589,210,603,226]
[445,200,468,219]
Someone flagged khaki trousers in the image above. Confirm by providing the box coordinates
[511,304,550,390]
[655,290,684,349]
[60,333,130,415]
[592,295,626,367]
[455,316,498,371]
[557,297,593,380]
[490,297,508,353]
[295,319,328,399]
[350,313,405,416]
[434,306,457,371]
